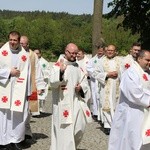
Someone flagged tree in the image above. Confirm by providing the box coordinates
[92,0,104,56]
[102,17,140,55]
[107,0,150,49]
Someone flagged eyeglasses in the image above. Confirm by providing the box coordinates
[66,50,77,55]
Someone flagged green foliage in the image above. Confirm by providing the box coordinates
[0,10,139,60]
[102,17,140,54]
[107,0,150,49]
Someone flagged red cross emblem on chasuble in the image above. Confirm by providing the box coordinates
[63,110,69,117]
[86,110,90,117]
[1,96,8,103]
[21,55,27,62]
[125,63,130,69]
[2,50,8,56]
[145,129,150,136]
[14,100,21,106]
[143,74,148,81]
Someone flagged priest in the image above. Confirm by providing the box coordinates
[0,31,31,149]
[50,43,92,150]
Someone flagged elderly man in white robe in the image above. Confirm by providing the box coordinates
[50,43,92,150]
[0,31,31,150]
[108,49,150,150]
[92,44,121,135]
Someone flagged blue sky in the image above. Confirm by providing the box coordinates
[0,0,112,15]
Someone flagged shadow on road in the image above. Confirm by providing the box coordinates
[32,112,52,118]
[22,133,49,149]
[33,133,49,140]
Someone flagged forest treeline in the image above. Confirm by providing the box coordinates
[0,10,139,61]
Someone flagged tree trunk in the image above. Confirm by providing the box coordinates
[92,0,104,56]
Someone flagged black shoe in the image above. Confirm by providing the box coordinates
[9,143,22,150]
[17,140,31,149]
[25,134,32,140]
[92,115,98,121]
[104,128,110,135]
[0,145,8,150]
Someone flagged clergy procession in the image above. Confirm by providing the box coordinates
[0,30,150,150]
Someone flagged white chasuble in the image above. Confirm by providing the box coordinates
[133,61,150,145]
[102,56,120,112]
[38,57,51,100]
[0,42,29,112]
[120,54,135,76]
[50,58,92,150]
[108,62,150,150]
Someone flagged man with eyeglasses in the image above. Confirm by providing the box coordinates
[50,43,92,150]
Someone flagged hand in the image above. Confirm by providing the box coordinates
[75,83,82,93]
[10,67,20,77]
[37,89,45,95]
[107,71,118,79]
[59,59,67,72]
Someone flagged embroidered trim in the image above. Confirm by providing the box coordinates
[102,56,120,112]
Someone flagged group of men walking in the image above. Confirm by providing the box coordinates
[49,40,150,150]
[0,30,150,150]
[86,42,150,150]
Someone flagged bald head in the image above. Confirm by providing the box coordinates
[65,43,78,52]
[64,43,78,62]
[105,44,117,58]
[20,36,29,51]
